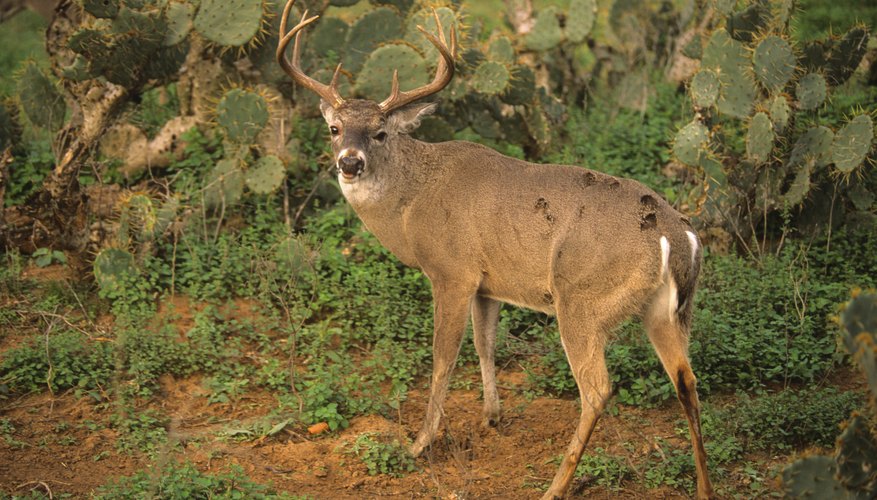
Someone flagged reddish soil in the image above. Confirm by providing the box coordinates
[0,364,729,499]
[0,285,785,499]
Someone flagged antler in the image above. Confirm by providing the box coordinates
[379,9,457,114]
[276,0,345,109]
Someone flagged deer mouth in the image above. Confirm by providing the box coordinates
[339,163,363,181]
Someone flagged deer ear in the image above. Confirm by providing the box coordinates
[320,100,336,122]
[387,102,437,134]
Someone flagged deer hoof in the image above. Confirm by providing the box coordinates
[481,414,501,428]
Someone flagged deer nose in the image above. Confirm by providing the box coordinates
[339,155,364,178]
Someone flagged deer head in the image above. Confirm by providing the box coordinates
[276,0,456,184]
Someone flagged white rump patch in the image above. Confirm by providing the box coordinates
[686,231,699,266]
[659,236,671,281]
[658,235,678,321]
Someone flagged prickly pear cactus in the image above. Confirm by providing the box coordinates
[524,7,563,51]
[840,290,877,398]
[354,44,428,100]
[832,115,875,174]
[471,61,511,96]
[675,3,873,224]
[193,0,265,47]
[216,89,270,144]
[782,455,847,499]
[16,61,66,131]
[93,248,137,293]
[117,193,157,246]
[245,155,286,195]
[690,70,720,108]
[782,291,877,499]
[746,112,773,165]
[796,73,827,111]
[205,158,245,209]
[673,120,711,167]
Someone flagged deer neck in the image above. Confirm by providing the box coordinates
[339,135,435,265]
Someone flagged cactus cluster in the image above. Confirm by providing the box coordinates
[205,87,287,208]
[782,291,877,499]
[297,0,597,151]
[674,2,874,222]
[64,0,270,88]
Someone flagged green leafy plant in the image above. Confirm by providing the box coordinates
[343,432,417,477]
[32,247,67,268]
[96,461,302,499]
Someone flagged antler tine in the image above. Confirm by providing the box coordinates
[277,0,345,108]
[379,9,456,113]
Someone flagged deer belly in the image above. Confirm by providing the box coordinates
[478,275,557,315]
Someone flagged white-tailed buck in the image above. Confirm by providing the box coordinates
[278,1,714,498]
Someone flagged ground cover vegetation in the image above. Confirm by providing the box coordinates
[0,0,876,498]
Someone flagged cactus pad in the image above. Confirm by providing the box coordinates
[216,88,269,144]
[193,0,264,47]
[501,66,536,105]
[525,6,563,51]
[831,114,874,174]
[81,0,120,18]
[782,455,845,499]
[674,120,710,166]
[796,73,827,111]
[753,35,795,91]
[354,43,428,100]
[840,291,877,399]
[769,94,791,131]
[308,17,349,60]
[727,2,770,43]
[117,193,157,245]
[346,7,403,73]
[405,7,457,63]
[827,27,870,86]
[835,415,877,492]
[487,37,515,65]
[702,29,756,118]
[246,155,286,194]
[783,159,812,206]
[93,248,136,293]
[682,34,703,60]
[565,0,596,44]
[471,61,511,96]
[788,126,834,168]
[17,61,66,131]
[372,0,414,13]
[205,158,245,208]
[164,1,194,46]
[690,70,720,108]
[746,112,774,164]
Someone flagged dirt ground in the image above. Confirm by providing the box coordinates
[0,282,786,499]
[0,365,721,499]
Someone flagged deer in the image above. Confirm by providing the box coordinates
[277,1,714,498]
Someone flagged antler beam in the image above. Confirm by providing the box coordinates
[276,0,345,109]
[379,10,457,113]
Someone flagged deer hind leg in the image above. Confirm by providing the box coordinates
[542,305,612,500]
[644,292,715,499]
[472,295,502,427]
[409,283,474,457]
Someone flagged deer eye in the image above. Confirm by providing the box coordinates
[374,131,388,142]
[329,126,339,135]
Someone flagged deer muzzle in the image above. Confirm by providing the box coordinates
[338,152,365,181]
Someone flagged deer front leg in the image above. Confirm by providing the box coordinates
[472,295,502,427]
[409,284,473,457]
